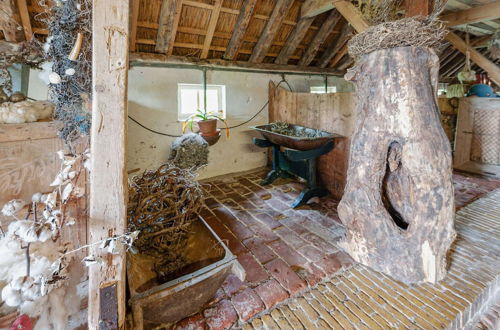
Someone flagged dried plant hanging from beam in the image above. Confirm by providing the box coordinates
[354,0,403,25]
[36,0,92,143]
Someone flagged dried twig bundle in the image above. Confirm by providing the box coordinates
[355,0,403,25]
[127,164,204,280]
[348,17,446,58]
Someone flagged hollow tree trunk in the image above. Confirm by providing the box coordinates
[338,47,456,284]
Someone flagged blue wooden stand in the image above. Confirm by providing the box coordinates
[253,138,334,208]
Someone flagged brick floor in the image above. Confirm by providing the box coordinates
[171,168,500,329]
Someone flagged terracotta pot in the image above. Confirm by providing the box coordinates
[198,119,218,136]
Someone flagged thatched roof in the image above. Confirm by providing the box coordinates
[1,0,499,79]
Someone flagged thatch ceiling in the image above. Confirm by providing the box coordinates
[2,0,500,80]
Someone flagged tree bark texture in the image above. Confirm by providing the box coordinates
[338,47,456,284]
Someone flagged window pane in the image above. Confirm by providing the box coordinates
[180,88,198,115]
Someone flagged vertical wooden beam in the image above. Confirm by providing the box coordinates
[445,31,500,86]
[89,0,129,328]
[298,9,341,66]
[405,0,433,17]
[130,0,140,52]
[275,16,314,64]
[249,0,294,63]
[317,22,352,68]
[15,0,31,41]
[223,0,257,60]
[200,0,222,59]
[155,0,178,54]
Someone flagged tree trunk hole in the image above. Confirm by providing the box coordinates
[382,141,409,230]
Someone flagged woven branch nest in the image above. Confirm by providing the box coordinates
[348,17,446,58]
[127,163,204,253]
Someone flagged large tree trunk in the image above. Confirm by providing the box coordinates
[338,47,456,284]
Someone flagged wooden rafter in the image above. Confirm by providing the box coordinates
[317,22,352,68]
[249,0,294,63]
[168,0,183,55]
[329,42,347,68]
[442,2,500,27]
[15,0,31,41]
[131,53,343,75]
[155,0,179,54]
[302,0,334,18]
[200,0,222,59]
[333,0,368,33]
[274,16,314,64]
[130,0,140,52]
[298,9,341,66]
[445,31,500,85]
[223,0,257,60]
[89,0,129,328]
[0,0,24,41]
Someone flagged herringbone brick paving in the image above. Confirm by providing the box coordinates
[171,169,500,330]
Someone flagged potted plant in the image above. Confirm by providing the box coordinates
[182,109,229,138]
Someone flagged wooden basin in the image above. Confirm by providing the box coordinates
[128,216,245,329]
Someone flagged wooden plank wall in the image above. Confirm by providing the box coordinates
[0,122,88,328]
[269,82,356,199]
[268,86,460,199]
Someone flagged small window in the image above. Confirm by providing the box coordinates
[310,86,337,94]
[178,84,226,121]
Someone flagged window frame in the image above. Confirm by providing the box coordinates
[177,83,226,121]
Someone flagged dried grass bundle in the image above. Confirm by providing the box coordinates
[355,0,403,25]
[348,17,446,58]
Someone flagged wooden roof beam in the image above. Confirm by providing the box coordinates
[317,22,352,68]
[301,0,369,32]
[200,0,222,59]
[155,0,182,54]
[15,0,31,41]
[275,16,314,64]
[249,0,294,63]
[298,9,341,66]
[445,31,500,85]
[329,42,347,67]
[0,0,25,41]
[223,0,257,60]
[441,2,500,27]
[130,0,140,52]
[131,53,343,75]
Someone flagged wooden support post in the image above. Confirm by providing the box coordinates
[298,9,341,66]
[200,0,222,59]
[275,16,314,64]
[405,0,433,17]
[445,31,500,86]
[89,0,129,328]
[249,0,294,63]
[223,0,257,60]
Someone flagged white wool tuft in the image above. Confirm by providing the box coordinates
[2,199,26,216]
[0,101,54,124]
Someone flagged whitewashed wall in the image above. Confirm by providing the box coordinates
[127,66,353,179]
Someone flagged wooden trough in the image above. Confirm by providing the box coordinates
[127,216,245,329]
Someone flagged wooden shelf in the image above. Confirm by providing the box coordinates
[0,120,62,143]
